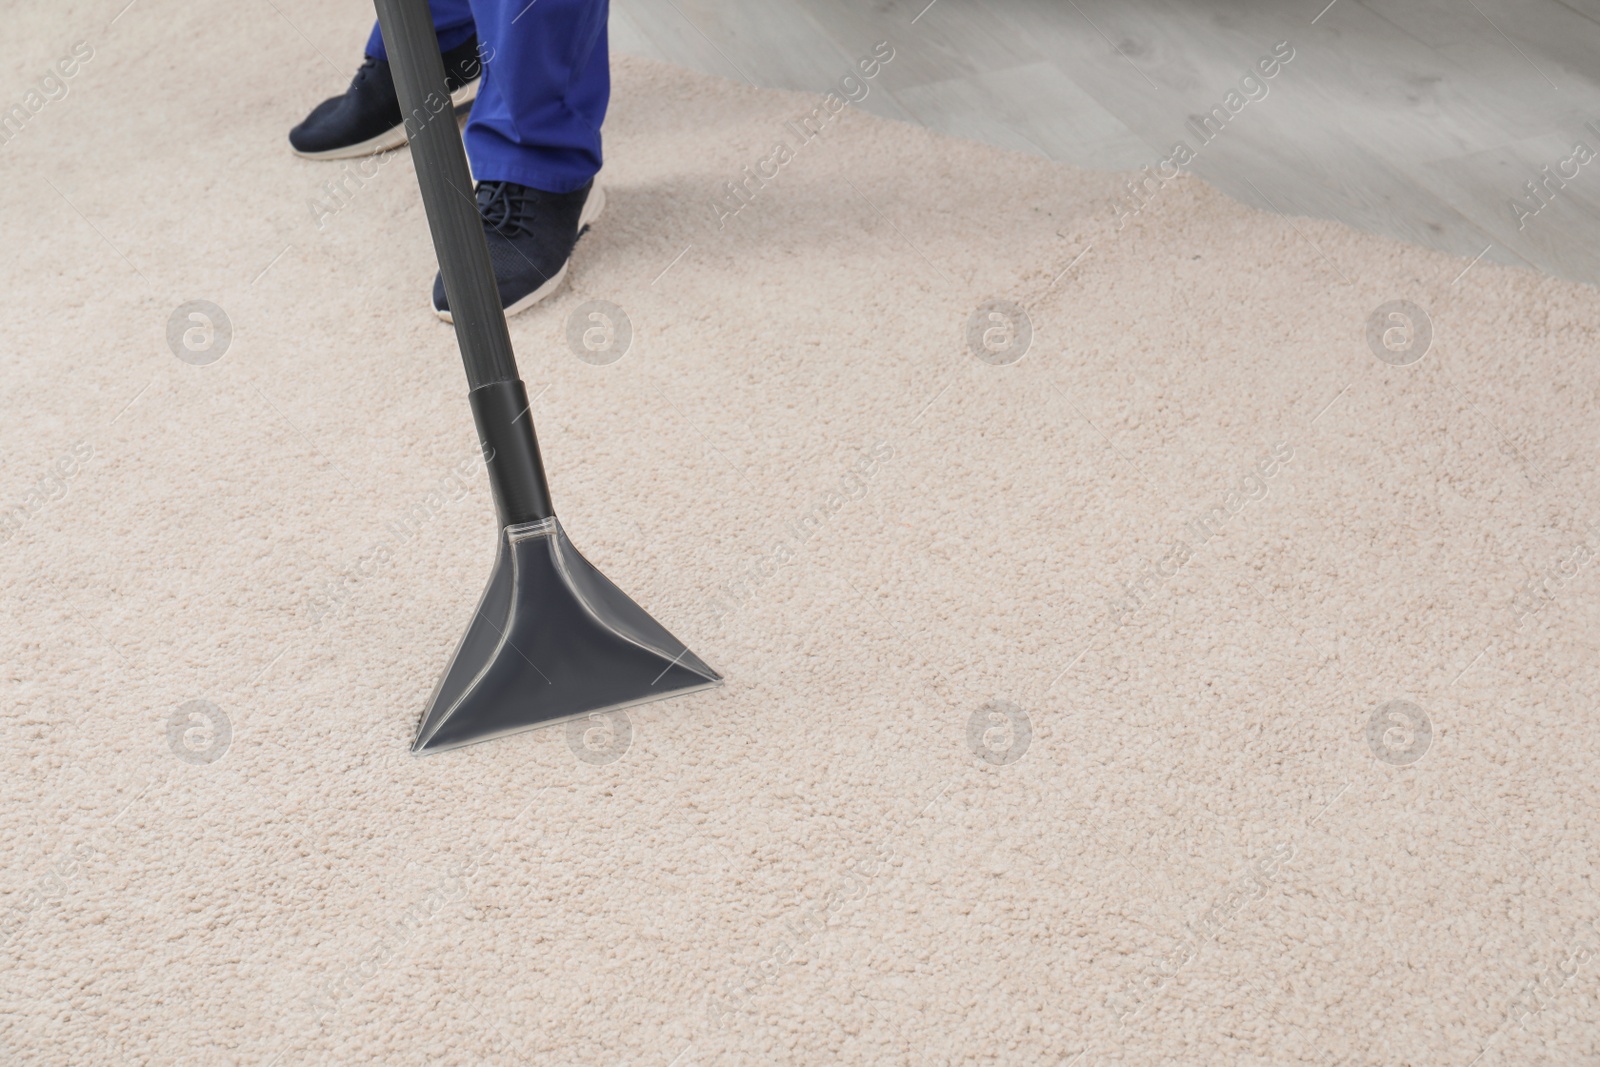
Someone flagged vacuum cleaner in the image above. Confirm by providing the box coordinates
[371,0,721,754]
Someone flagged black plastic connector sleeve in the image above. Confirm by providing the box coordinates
[469,379,553,526]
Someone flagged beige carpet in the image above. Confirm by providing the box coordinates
[7,3,1600,1064]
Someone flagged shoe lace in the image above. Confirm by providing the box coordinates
[476,181,534,237]
[352,55,382,87]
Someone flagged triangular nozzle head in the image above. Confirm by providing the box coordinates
[413,517,721,754]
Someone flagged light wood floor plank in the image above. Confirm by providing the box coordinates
[613,0,1600,283]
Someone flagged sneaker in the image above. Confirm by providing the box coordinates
[432,179,605,323]
[289,37,484,160]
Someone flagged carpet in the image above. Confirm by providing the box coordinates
[5,3,1600,1064]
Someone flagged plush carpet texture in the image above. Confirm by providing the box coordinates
[6,3,1600,1065]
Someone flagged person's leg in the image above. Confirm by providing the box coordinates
[463,0,610,193]
[364,0,477,61]
[426,0,610,320]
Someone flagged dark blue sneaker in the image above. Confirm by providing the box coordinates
[289,38,483,159]
[432,179,605,323]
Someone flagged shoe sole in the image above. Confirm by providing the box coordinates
[434,183,606,325]
[290,80,480,161]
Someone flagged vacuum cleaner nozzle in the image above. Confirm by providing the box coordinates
[413,517,722,754]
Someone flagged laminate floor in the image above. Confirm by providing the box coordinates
[612,0,1600,284]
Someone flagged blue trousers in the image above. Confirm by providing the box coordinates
[366,0,609,193]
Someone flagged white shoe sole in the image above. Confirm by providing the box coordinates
[434,182,606,325]
[290,80,480,161]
